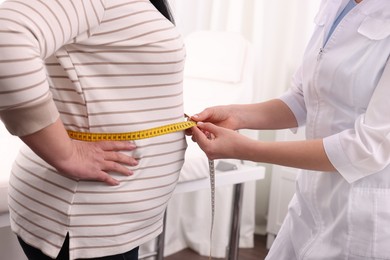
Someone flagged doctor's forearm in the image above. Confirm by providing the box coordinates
[239,138,336,172]
[237,99,298,130]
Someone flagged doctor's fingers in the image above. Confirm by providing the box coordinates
[191,108,212,122]
[196,121,220,135]
[184,127,194,136]
[192,107,238,131]
[191,106,227,123]
[192,123,224,159]
[191,123,210,143]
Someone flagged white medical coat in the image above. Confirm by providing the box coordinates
[266,0,390,259]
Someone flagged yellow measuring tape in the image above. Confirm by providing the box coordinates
[67,120,196,142]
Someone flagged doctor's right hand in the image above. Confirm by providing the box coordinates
[190,105,240,130]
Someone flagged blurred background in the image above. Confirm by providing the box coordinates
[168,0,321,238]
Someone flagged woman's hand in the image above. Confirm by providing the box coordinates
[55,140,138,186]
[21,118,138,186]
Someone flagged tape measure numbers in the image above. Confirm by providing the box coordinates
[67,120,196,142]
[208,158,215,260]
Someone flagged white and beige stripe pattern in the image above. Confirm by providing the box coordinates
[0,0,186,259]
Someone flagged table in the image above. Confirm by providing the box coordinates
[141,163,265,260]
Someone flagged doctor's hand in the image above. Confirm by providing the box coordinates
[191,121,253,160]
[191,105,240,130]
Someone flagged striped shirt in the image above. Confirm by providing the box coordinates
[0,0,186,259]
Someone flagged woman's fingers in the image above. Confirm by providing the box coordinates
[66,140,139,185]
[95,141,138,177]
[98,140,137,151]
[94,171,119,186]
[103,150,139,167]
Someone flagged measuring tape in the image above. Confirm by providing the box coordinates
[67,120,196,141]
[67,119,216,259]
[208,159,215,260]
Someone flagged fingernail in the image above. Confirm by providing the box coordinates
[197,122,204,125]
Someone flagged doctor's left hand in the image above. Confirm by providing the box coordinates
[192,122,253,160]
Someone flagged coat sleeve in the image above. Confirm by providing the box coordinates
[278,65,308,129]
[323,59,390,183]
[0,0,106,136]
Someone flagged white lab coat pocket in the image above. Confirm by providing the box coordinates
[358,16,390,40]
[348,188,390,259]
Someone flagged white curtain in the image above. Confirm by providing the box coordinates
[168,0,321,237]
[170,0,320,102]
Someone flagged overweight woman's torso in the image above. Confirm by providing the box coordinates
[7,1,187,259]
